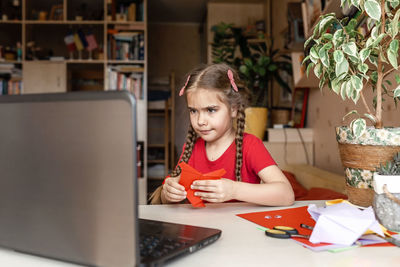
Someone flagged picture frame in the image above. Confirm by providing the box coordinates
[50,4,63,21]
[290,87,309,128]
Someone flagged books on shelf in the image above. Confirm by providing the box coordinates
[107,29,145,61]
[107,66,143,100]
[0,63,22,95]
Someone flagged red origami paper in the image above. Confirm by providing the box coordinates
[178,162,226,207]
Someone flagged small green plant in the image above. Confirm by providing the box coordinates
[376,152,400,175]
[211,22,292,107]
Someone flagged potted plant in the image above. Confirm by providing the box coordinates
[373,152,400,231]
[211,23,292,139]
[303,0,400,206]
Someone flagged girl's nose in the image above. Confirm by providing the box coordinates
[197,112,207,126]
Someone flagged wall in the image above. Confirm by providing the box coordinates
[307,85,399,175]
[148,22,205,158]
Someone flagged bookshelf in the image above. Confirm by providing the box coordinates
[0,0,148,204]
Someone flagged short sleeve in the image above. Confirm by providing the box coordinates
[243,134,276,174]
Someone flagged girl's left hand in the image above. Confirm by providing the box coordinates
[190,178,236,203]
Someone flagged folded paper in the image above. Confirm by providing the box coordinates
[178,162,225,207]
[307,202,385,246]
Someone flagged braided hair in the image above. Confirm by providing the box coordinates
[173,63,249,181]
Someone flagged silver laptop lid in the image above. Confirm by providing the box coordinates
[0,91,139,267]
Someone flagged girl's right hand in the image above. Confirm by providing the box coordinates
[161,176,187,203]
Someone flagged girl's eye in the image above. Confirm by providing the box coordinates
[189,109,197,114]
[207,108,216,113]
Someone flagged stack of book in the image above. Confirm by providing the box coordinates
[106,65,143,99]
[0,64,22,95]
[107,30,145,61]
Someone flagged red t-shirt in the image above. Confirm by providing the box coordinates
[178,133,276,183]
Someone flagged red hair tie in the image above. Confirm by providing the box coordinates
[179,75,191,96]
[227,69,238,92]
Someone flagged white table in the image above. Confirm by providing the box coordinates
[0,201,398,267]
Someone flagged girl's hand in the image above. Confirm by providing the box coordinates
[161,176,187,203]
[190,178,236,203]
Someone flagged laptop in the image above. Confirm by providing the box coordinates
[0,91,221,267]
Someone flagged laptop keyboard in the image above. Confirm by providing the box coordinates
[140,234,188,260]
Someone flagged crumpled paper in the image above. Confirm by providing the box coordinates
[307,202,384,246]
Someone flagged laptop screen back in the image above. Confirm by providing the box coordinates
[0,91,139,267]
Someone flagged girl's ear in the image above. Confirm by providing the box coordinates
[231,106,238,118]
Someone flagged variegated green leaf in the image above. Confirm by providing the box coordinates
[342,42,358,57]
[352,118,367,139]
[351,0,360,8]
[364,0,381,21]
[310,47,319,63]
[359,48,371,63]
[371,25,379,40]
[319,16,335,35]
[333,50,344,63]
[318,48,330,67]
[392,9,400,38]
[335,57,349,77]
[394,86,400,97]
[314,62,322,78]
[343,110,358,121]
[391,0,400,9]
[331,78,341,94]
[351,75,363,92]
[340,81,348,100]
[333,29,344,47]
[388,39,399,69]
[364,113,377,124]
[357,63,368,74]
[351,89,360,104]
[395,74,400,84]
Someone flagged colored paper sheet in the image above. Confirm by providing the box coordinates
[236,206,394,250]
[178,162,225,208]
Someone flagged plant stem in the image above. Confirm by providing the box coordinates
[375,0,385,129]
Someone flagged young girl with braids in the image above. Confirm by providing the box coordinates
[150,63,294,206]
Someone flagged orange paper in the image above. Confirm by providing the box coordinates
[178,162,226,207]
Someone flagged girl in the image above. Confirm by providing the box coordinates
[150,63,294,206]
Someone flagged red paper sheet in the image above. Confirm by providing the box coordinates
[178,162,225,208]
[237,206,394,248]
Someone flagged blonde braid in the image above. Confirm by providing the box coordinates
[171,125,197,177]
[235,104,246,181]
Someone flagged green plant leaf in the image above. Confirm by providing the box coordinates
[364,0,381,21]
[318,15,336,35]
[340,81,348,100]
[331,77,342,94]
[388,39,399,69]
[351,118,367,139]
[306,62,314,77]
[351,75,363,92]
[391,9,400,37]
[310,47,319,63]
[394,86,400,97]
[333,50,344,63]
[314,62,322,78]
[343,109,358,121]
[357,63,369,74]
[318,47,330,67]
[359,48,371,63]
[333,29,344,47]
[342,42,358,57]
[351,89,360,104]
[395,74,400,84]
[335,57,349,77]
[351,0,360,8]
[346,79,354,98]
[364,113,377,124]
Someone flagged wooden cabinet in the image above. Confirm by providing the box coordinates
[0,0,148,204]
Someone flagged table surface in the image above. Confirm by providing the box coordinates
[0,201,399,267]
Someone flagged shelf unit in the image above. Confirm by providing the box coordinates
[0,0,148,204]
[147,73,175,182]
